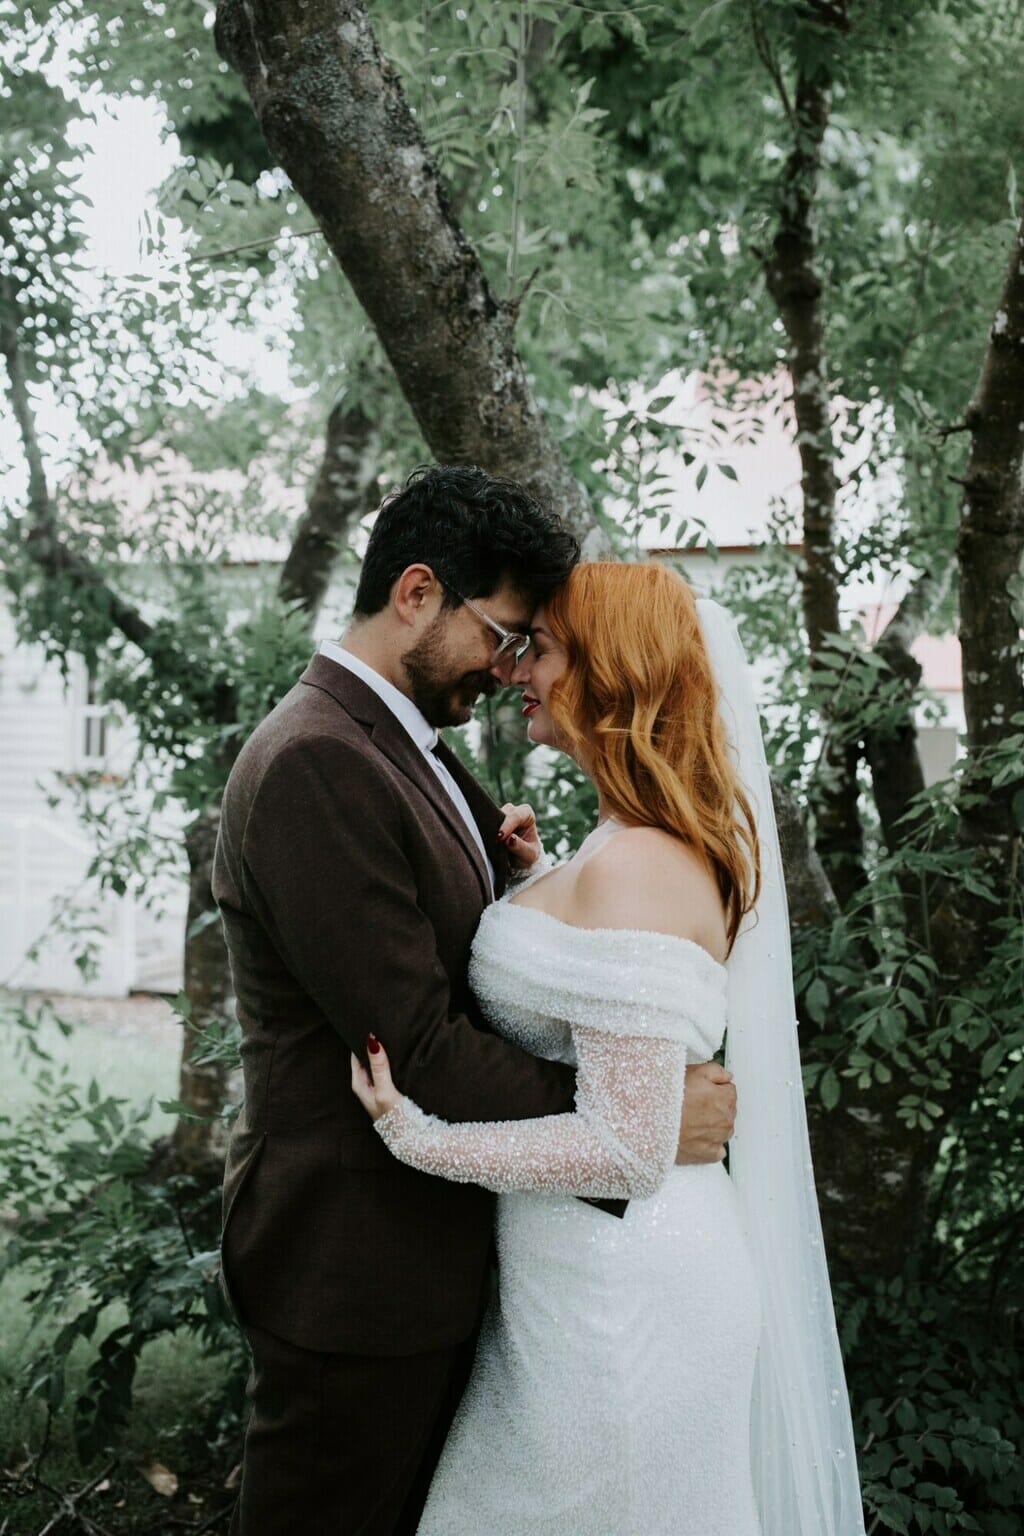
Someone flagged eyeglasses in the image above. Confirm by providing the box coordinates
[449,589,531,666]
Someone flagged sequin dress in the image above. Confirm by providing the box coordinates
[376,896,762,1535]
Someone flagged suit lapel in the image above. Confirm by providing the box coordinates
[300,655,498,904]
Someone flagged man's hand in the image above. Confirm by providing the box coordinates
[675,1062,736,1165]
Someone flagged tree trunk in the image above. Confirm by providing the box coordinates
[759,11,866,911]
[278,396,377,620]
[772,776,838,931]
[753,5,966,1275]
[823,211,1024,1272]
[862,569,950,942]
[862,572,940,853]
[213,0,608,552]
[169,809,236,1171]
[808,1082,940,1276]
[937,205,1024,983]
[955,207,1024,868]
[773,769,944,1274]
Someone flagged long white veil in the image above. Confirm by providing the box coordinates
[696,599,865,1536]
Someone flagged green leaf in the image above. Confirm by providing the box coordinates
[980,1042,1005,1078]
[186,908,223,941]
[805,977,830,1026]
[1004,1061,1024,1101]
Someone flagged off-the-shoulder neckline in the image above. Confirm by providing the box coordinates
[492,899,729,977]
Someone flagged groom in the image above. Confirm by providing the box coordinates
[212,466,738,1536]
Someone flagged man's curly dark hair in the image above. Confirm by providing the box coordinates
[353,465,580,616]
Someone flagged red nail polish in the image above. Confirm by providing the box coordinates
[367,1033,381,1055]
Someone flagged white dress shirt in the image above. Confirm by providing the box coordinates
[318,640,495,892]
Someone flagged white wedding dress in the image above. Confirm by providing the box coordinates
[376,600,865,1536]
[376,840,763,1536]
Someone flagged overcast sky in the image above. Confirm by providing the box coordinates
[1,84,292,505]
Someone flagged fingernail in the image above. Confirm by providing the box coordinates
[507,834,518,844]
[367,1033,381,1055]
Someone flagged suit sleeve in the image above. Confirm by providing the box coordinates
[241,734,578,1125]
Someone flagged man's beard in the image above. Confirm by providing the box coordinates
[402,617,498,728]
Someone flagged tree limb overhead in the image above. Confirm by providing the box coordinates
[278,397,377,620]
[214,0,606,550]
[0,292,156,655]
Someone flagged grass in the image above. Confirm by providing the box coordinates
[0,992,181,1133]
[0,992,243,1535]
[0,1274,239,1533]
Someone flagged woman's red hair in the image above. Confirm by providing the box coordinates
[545,563,760,949]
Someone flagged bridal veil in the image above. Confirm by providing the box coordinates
[696,598,866,1536]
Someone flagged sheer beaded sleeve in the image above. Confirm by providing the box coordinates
[376,1027,686,1198]
[374,917,728,1200]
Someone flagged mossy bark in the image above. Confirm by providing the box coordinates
[214,0,606,551]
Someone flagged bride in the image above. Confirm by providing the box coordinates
[352,562,864,1536]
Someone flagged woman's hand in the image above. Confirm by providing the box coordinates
[350,1035,404,1122]
[497,801,544,870]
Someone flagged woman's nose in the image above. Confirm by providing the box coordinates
[509,655,530,687]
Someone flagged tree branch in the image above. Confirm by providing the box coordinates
[214,0,607,552]
[748,0,795,129]
[0,292,156,654]
[278,397,376,619]
[0,285,237,729]
[0,301,49,522]
[188,224,322,265]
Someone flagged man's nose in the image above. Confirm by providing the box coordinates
[491,651,520,685]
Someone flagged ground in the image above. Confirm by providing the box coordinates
[1,990,243,1536]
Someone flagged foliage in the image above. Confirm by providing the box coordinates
[0,996,245,1470]
[844,1277,1022,1536]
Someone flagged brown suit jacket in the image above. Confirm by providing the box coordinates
[213,654,604,1357]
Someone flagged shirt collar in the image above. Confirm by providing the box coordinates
[318,640,439,754]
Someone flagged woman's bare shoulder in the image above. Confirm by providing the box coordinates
[570,826,727,954]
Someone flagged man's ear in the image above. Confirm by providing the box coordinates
[393,564,440,626]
